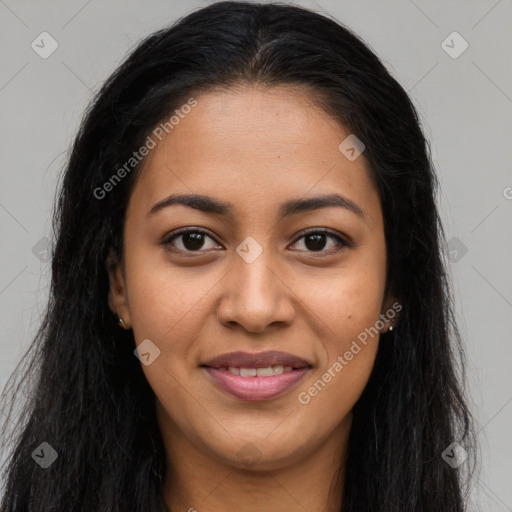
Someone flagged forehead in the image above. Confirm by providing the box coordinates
[128,85,382,227]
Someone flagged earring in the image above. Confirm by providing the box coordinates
[388,324,394,332]
[116,314,130,329]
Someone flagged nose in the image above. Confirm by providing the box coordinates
[216,249,296,334]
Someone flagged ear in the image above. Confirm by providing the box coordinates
[106,249,131,328]
[380,288,401,331]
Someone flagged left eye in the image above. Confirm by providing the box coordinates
[290,231,346,252]
[165,229,221,252]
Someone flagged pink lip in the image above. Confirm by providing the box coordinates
[203,367,310,401]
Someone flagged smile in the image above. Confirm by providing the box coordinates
[202,366,310,401]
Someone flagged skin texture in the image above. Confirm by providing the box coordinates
[108,85,396,512]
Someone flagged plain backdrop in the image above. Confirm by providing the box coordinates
[0,0,511,509]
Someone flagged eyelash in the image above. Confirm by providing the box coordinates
[162,227,351,256]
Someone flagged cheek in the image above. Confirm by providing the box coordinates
[296,252,385,402]
[296,273,383,418]
[124,249,219,343]
[300,259,386,342]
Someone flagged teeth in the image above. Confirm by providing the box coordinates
[225,365,296,377]
[256,366,279,377]
[239,368,257,377]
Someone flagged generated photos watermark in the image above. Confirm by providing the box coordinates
[297,301,402,405]
[93,97,198,200]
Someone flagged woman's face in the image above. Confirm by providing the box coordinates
[109,85,395,471]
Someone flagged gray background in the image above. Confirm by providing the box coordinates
[1,0,511,509]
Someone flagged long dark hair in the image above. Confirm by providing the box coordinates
[1,2,476,510]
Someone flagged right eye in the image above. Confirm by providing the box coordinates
[163,228,223,253]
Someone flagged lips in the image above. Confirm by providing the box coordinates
[201,350,311,370]
[201,350,312,401]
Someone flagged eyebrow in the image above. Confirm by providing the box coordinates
[148,192,365,220]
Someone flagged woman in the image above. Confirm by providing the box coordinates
[0,1,476,510]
